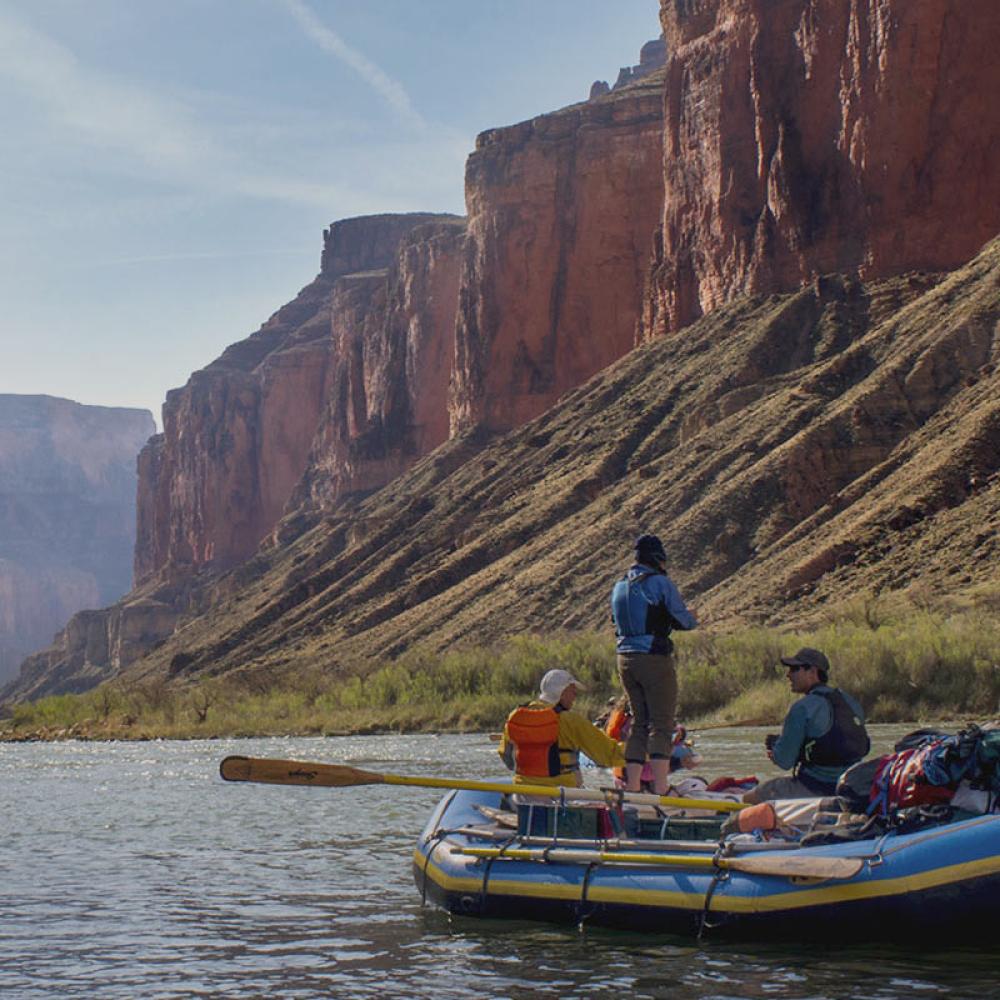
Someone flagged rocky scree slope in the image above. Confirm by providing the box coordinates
[96,238,1000,691]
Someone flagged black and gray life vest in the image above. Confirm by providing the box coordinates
[801,689,871,768]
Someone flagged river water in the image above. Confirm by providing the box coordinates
[2,726,996,999]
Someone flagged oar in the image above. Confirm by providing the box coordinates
[453,825,801,853]
[488,719,771,741]
[219,755,745,813]
[450,845,864,880]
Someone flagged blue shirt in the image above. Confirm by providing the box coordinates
[611,563,696,654]
[772,685,866,784]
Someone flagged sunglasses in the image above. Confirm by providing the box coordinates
[785,663,809,672]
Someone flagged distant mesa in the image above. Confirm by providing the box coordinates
[590,35,667,100]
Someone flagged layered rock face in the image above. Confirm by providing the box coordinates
[297,219,465,511]
[646,0,1000,334]
[135,213,461,584]
[0,396,154,684]
[451,70,665,433]
[591,35,668,97]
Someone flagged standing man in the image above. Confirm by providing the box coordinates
[744,647,870,803]
[610,534,696,795]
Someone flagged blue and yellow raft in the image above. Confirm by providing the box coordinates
[413,789,1000,939]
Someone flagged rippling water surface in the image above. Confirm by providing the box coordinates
[3,728,997,998]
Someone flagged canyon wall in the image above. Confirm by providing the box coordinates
[0,396,154,684]
[9,9,1000,701]
[296,218,466,512]
[68,238,1000,689]
[135,213,460,584]
[450,70,666,433]
[645,0,1000,335]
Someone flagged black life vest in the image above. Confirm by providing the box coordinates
[801,689,871,768]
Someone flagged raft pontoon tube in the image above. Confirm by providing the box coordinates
[413,789,1000,940]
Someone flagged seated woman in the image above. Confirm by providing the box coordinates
[498,669,625,787]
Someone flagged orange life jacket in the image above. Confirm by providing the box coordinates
[506,704,563,778]
[605,707,630,742]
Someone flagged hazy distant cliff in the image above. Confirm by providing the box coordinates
[0,396,154,684]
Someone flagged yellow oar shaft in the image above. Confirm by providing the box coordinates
[449,845,865,880]
[453,845,717,868]
[385,773,741,812]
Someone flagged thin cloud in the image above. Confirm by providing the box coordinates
[0,9,204,170]
[89,249,312,267]
[279,0,426,129]
[0,7,371,210]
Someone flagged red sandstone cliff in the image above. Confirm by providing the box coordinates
[296,219,465,512]
[645,0,1000,335]
[135,213,460,584]
[451,70,665,433]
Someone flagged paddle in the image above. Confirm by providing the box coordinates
[450,845,865,880]
[219,755,745,813]
[489,719,769,741]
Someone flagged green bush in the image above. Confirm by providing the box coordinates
[5,587,1000,740]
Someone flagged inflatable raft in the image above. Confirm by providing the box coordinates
[413,789,1000,940]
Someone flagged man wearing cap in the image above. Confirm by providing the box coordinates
[744,647,870,803]
[610,534,697,795]
[498,669,626,787]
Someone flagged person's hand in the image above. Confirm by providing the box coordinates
[764,733,778,760]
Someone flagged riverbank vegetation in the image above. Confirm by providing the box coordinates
[2,585,999,741]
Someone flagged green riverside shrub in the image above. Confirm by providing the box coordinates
[4,588,999,740]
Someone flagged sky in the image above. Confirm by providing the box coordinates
[0,0,662,429]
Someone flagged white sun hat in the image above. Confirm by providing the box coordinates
[538,668,586,704]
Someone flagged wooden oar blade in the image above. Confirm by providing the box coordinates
[725,853,864,880]
[219,755,386,788]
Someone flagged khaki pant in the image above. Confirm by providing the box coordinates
[744,774,835,804]
[616,652,677,760]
